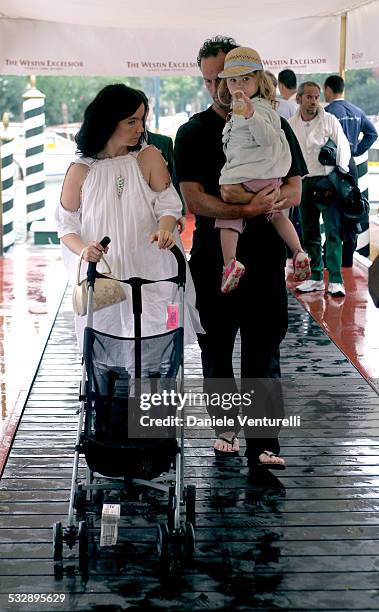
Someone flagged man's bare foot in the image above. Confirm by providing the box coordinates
[214,432,240,454]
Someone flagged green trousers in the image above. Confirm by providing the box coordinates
[300,176,343,284]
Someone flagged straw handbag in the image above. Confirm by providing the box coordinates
[72,251,126,316]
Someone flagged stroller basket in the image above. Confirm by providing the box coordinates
[81,325,184,478]
[82,436,177,480]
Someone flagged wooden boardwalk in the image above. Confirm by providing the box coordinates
[0,291,379,611]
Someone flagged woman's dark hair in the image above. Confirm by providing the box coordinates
[75,84,147,157]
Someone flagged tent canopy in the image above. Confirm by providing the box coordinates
[1,0,378,76]
[0,0,372,27]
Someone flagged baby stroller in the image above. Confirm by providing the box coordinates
[52,237,196,570]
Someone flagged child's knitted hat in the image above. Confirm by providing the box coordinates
[218,47,263,78]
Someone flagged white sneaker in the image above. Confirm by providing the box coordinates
[328,282,345,297]
[296,279,325,293]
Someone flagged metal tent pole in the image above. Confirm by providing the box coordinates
[339,13,347,79]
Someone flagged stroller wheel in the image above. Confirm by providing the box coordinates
[78,521,89,571]
[156,522,169,563]
[53,522,63,562]
[74,486,87,514]
[183,521,195,562]
[185,485,196,527]
[54,563,64,580]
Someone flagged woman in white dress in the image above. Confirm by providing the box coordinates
[56,84,202,352]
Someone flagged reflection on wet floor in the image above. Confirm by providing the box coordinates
[0,244,66,471]
[286,263,379,388]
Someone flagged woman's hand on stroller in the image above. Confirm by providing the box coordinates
[81,240,109,262]
[150,229,175,250]
[150,214,177,249]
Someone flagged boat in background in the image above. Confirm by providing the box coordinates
[12,128,76,180]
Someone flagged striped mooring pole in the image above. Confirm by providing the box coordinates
[0,112,16,254]
[22,76,46,231]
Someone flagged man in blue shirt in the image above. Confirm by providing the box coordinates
[324,75,377,160]
[324,74,378,265]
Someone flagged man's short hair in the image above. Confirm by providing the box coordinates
[324,74,345,94]
[297,81,321,96]
[197,35,238,67]
[278,69,297,90]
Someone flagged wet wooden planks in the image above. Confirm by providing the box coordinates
[0,294,379,611]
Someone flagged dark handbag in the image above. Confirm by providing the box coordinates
[318,138,337,166]
[369,255,379,308]
[335,168,370,223]
[342,189,369,223]
[312,176,335,209]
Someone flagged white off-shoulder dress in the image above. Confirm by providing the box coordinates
[56,145,203,350]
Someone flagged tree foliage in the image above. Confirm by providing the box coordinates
[1,69,379,128]
[0,76,27,121]
[298,69,379,114]
[0,74,207,126]
[160,76,205,114]
[0,75,142,125]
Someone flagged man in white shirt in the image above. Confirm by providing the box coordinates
[289,81,351,296]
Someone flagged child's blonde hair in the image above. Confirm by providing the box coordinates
[218,71,278,110]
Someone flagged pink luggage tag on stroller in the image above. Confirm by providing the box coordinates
[166,303,179,329]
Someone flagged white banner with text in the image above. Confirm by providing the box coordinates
[346,2,379,70]
[0,17,340,76]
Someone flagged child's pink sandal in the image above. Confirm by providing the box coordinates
[221,258,245,293]
[293,250,311,281]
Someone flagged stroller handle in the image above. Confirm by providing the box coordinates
[170,245,186,286]
[86,237,186,286]
[87,236,111,286]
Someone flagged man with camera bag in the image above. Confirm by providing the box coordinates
[289,82,351,296]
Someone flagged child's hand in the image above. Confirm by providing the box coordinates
[177,216,186,233]
[232,90,247,116]
[231,91,254,118]
[240,92,254,119]
[150,230,175,249]
[232,91,254,119]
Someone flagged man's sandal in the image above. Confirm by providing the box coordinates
[214,433,240,455]
[293,250,311,282]
[253,450,286,470]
